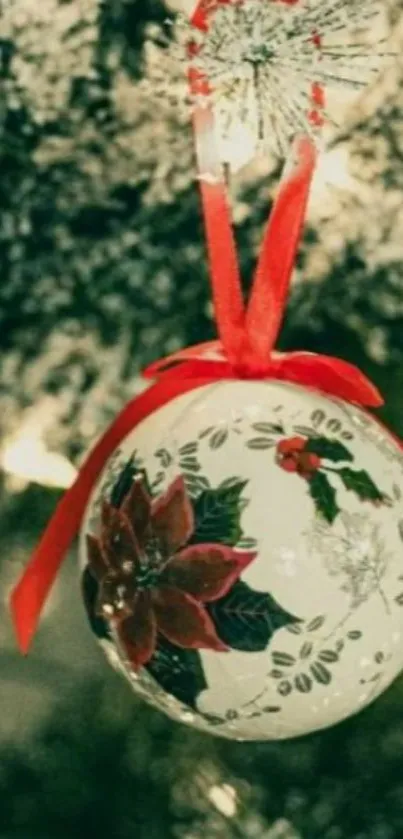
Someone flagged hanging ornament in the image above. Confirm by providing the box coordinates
[10,134,403,741]
[175,0,393,168]
[78,373,403,740]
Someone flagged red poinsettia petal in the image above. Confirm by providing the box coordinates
[101,501,141,572]
[117,591,157,671]
[161,545,256,602]
[86,533,109,580]
[121,479,152,549]
[151,476,194,554]
[153,587,228,651]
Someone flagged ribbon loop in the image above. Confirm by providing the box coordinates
[246,136,317,360]
[9,0,385,655]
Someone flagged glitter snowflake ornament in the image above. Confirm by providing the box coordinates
[10,86,403,743]
[180,0,392,167]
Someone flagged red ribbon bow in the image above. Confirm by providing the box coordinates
[10,5,384,657]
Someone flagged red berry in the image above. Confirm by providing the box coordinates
[279,454,299,473]
[297,452,322,479]
[277,436,306,456]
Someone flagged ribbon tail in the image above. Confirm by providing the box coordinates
[143,340,223,379]
[192,100,246,361]
[278,353,384,408]
[10,378,215,654]
[246,136,317,360]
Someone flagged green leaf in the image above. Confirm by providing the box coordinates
[305,436,353,462]
[179,457,201,472]
[155,448,172,469]
[208,581,301,653]
[318,650,339,663]
[110,457,142,507]
[252,422,284,434]
[150,472,165,493]
[294,674,313,693]
[293,425,319,438]
[300,642,313,659]
[237,536,258,549]
[311,410,325,428]
[198,426,215,439]
[190,481,248,546]
[219,476,246,490]
[286,622,303,635]
[338,467,385,503]
[82,567,111,642]
[183,474,210,497]
[272,651,296,667]
[393,484,402,501]
[310,662,332,685]
[307,615,326,632]
[246,438,275,450]
[146,637,207,710]
[326,419,342,433]
[309,472,340,524]
[209,429,228,449]
[179,442,198,455]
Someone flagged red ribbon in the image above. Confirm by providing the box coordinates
[10,3,384,656]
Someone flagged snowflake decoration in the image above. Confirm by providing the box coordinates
[172,0,393,165]
[308,511,392,612]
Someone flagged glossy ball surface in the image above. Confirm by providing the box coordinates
[80,381,403,740]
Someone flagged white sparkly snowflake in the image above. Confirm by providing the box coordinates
[308,511,392,612]
[174,0,392,164]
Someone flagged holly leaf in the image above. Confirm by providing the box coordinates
[207,580,301,652]
[81,567,111,642]
[190,481,248,546]
[110,458,151,507]
[146,636,207,710]
[305,437,353,462]
[309,472,340,523]
[338,467,385,503]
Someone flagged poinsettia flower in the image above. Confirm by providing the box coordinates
[86,475,256,670]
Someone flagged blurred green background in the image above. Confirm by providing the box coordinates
[2,1,403,837]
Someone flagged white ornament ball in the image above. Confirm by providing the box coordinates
[80,381,403,740]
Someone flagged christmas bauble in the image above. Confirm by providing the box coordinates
[80,380,403,740]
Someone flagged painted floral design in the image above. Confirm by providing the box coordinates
[86,475,256,670]
[275,433,389,523]
[83,455,301,711]
[268,620,363,698]
[308,511,391,613]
